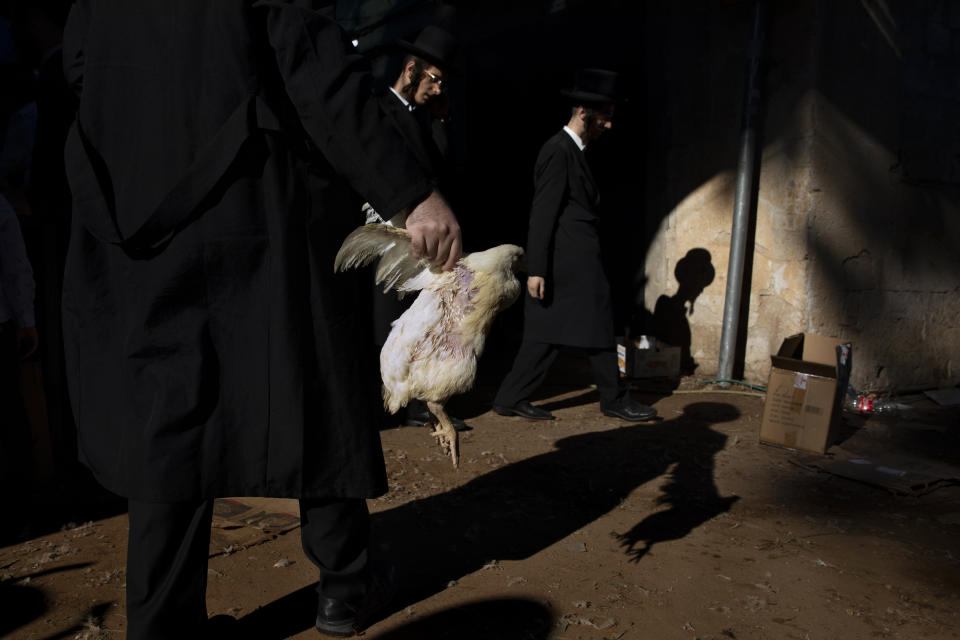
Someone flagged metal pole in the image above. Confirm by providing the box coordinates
[717,1,766,383]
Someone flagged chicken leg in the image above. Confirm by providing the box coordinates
[426,401,460,468]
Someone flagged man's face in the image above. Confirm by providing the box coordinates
[583,104,615,143]
[412,64,445,106]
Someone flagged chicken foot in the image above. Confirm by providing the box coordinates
[426,401,460,468]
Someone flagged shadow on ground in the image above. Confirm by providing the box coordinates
[0,580,46,638]
[0,562,97,639]
[39,601,114,640]
[446,340,676,422]
[2,463,126,547]
[239,595,553,639]
[239,401,740,638]
[369,598,554,639]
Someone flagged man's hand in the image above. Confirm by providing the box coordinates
[16,326,38,359]
[527,276,545,300]
[406,190,462,270]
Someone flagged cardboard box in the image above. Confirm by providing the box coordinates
[759,333,850,454]
[617,338,681,378]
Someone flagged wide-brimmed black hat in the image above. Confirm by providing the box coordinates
[398,25,458,71]
[560,68,623,104]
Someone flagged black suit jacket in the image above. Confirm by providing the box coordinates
[377,89,448,190]
[62,0,433,501]
[371,90,451,345]
[522,130,614,348]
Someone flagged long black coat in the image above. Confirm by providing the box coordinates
[61,1,433,502]
[523,130,614,348]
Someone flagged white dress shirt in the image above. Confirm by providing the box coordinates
[389,86,414,111]
[563,125,586,151]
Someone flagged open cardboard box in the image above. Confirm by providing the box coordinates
[617,337,681,378]
[759,333,851,454]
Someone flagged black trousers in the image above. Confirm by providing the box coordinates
[493,340,625,408]
[125,496,370,640]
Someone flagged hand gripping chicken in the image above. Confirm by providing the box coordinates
[335,222,524,467]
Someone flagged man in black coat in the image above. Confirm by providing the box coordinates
[370,24,468,430]
[9,0,78,478]
[377,25,454,192]
[493,69,657,423]
[61,2,461,638]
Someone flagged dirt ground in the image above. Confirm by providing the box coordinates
[3,370,960,640]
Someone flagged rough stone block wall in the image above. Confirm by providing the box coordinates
[808,0,960,391]
[641,0,960,391]
[642,1,822,385]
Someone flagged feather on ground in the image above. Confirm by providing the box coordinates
[335,224,524,467]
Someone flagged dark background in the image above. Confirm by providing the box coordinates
[4,0,960,535]
[340,0,662,352]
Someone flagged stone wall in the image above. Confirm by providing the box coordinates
[808,0,960,390]
[641,0,960,391]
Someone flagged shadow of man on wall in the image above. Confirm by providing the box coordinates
[649,248,716,375]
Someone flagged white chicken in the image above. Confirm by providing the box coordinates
[335,223,524,467]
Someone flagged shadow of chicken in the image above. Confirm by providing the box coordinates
[335,223,524,467]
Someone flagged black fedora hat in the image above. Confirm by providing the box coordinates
[398,25,458,71]
[560,68,623,104]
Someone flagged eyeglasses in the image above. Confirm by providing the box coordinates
[424,70,445,89]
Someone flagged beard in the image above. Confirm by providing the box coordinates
[584,116,604,143]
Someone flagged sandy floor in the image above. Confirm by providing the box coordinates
[3,379,960,640]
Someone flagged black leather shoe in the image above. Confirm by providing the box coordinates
[316,565,397,637]
[601,398,658,422]
[492,400,555,420]
[315,596,360,637]
[403,403,472,431]
[449,416,472,432]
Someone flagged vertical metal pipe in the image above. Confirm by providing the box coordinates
[717,1,766,382]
